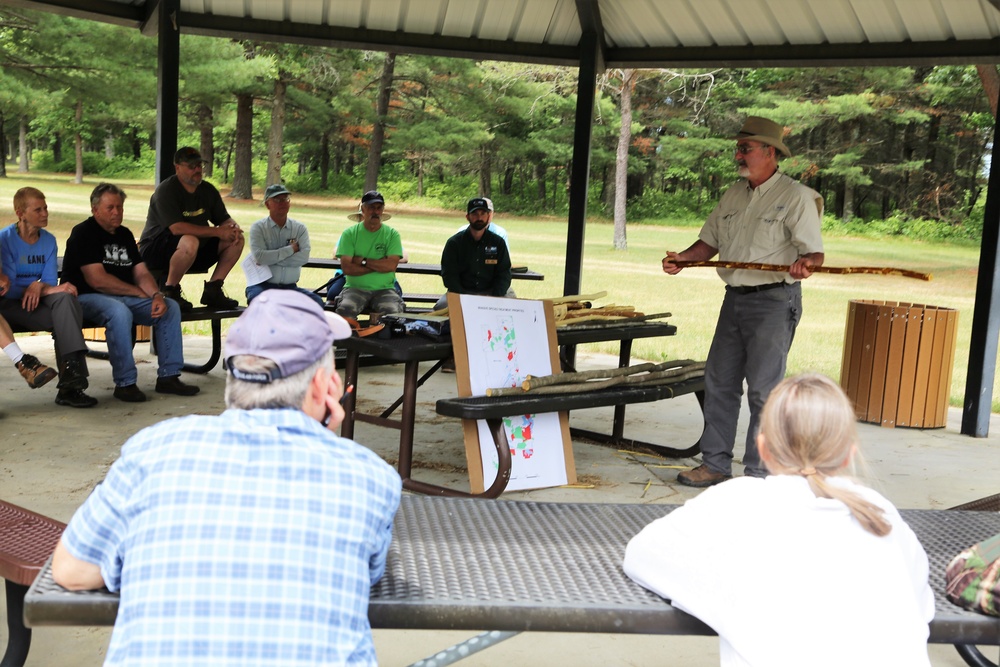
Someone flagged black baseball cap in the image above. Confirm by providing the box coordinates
[467,198,489,213]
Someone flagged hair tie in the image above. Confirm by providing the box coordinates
[800,467,818,476]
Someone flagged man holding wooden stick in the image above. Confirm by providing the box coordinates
[661,116,824,487]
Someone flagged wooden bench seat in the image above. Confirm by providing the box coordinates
[435,373,706,497]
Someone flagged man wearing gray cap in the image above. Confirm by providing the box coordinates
[661,116,824,487]
[52,290,402,665]
[245,184,324,307]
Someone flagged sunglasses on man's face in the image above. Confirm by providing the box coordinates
[735,143,768,155]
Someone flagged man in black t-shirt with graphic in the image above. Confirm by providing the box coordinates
[63,183,199,403]
[138,147,244,312]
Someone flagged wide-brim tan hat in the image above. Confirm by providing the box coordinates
[730,116,791,157]
[347,211,392,222]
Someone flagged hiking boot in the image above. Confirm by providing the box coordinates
[57,351,90,391]
[200,280,238,309]
[113,383,147,403]
[16,354,58,389]
[55,388,98,408]
[161,284,193,312]
[155,375,200,396]
[677,464,732,488]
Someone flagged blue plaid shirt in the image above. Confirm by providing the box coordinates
[62,408,402,666]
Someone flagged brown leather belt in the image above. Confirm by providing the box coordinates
[726,281,787,295]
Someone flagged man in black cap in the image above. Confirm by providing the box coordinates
[434,197,513,310]
[138,147,244,312]
[333,190,405,319]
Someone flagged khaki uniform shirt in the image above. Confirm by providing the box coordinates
[700,171,824,287]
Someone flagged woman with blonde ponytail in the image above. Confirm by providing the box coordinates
[623,373,934,667]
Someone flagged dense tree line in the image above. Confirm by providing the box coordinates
[1,7,995,237]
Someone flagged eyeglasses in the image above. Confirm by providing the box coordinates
[735,144,767,155]
[269,195,291,203]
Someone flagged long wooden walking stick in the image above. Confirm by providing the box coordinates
[671,260,931,281]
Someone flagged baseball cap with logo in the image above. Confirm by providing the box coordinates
[467,198,490,213]
[173,146,206,166]
[224,290,352,383]
[348,190,391,221]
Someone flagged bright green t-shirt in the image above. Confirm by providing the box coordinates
[336,222,403,291]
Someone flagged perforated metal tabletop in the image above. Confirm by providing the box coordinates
[23,496,1000,646]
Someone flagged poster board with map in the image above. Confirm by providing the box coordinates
[448,293,575,493]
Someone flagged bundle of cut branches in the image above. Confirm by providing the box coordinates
[486,359,705,397]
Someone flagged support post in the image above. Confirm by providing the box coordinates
[154,0,180,184]
[962,105,1000,436]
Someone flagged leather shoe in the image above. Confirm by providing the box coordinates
[155,375,200,396]
[55,388,98,408]
[114,384,147,402]
[677,464,732,488]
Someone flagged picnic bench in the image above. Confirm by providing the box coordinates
[19,496,1000,666]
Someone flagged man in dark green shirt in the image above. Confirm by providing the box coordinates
[435,198,513,310]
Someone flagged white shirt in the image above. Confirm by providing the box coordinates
[623,475,934,667]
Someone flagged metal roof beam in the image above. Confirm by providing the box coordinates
[178,12,580,66]
[575,0,606,73]
[4,0,143,27]
[608,39,1000,68]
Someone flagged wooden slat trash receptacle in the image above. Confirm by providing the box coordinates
[840,300,958,428]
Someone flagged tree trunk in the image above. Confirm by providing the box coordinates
[613,69,637,251]
[976,65,1000,118]
[18,116,28,172]
[479,145,491,197]
[320,131,330,189]
[197,104,215,178]
[0,112,6,178]
[74,99,84,184]
[105,131,114,159]
[230,93,254,199]
[417,157,424,197]
[266,77,287,187]
[52,133,62,164]
[365,52,396,192]
[535,162,546,204]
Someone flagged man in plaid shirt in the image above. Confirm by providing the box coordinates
[52,290,402,666]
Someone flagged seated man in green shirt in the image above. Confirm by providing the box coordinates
[333,191,405,319]
[434,197,514,310]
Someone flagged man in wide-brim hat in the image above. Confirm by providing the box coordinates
[332,190,406,319]
[660,116,825,488]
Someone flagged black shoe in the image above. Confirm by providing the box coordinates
[16,354,58,388]
[55,388,99,408]
[161,284,193,313]
[155,375,200,396]
[113,384,147,403]
[58,351,90,391]
[201,280,238,309]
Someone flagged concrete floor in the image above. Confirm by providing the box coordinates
[2,334,999,666]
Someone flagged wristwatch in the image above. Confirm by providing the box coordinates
[361,258,368,268]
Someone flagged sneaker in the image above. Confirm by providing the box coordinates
[161,284,193,313]
[155,375,200,396]
[55,388,99,408]
[113,384,147,403]
[200,280,238,309]
[676,464,732,488]
[16,354,58,389]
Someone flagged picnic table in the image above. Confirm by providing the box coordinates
[336,321,683,497]
[22,496,1000,664]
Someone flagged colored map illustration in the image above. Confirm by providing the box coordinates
[480,317,535,460]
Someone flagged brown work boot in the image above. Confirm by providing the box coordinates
[16,354,58,389]
[677,464,732,488]
[200,280,239,309]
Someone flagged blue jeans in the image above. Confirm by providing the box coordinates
[78,293,184,387]
[246,282,325,308]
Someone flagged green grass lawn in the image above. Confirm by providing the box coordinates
[0,170,992,411]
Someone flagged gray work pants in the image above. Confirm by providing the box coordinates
[0,291,88,357]
[699,283,802,477]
